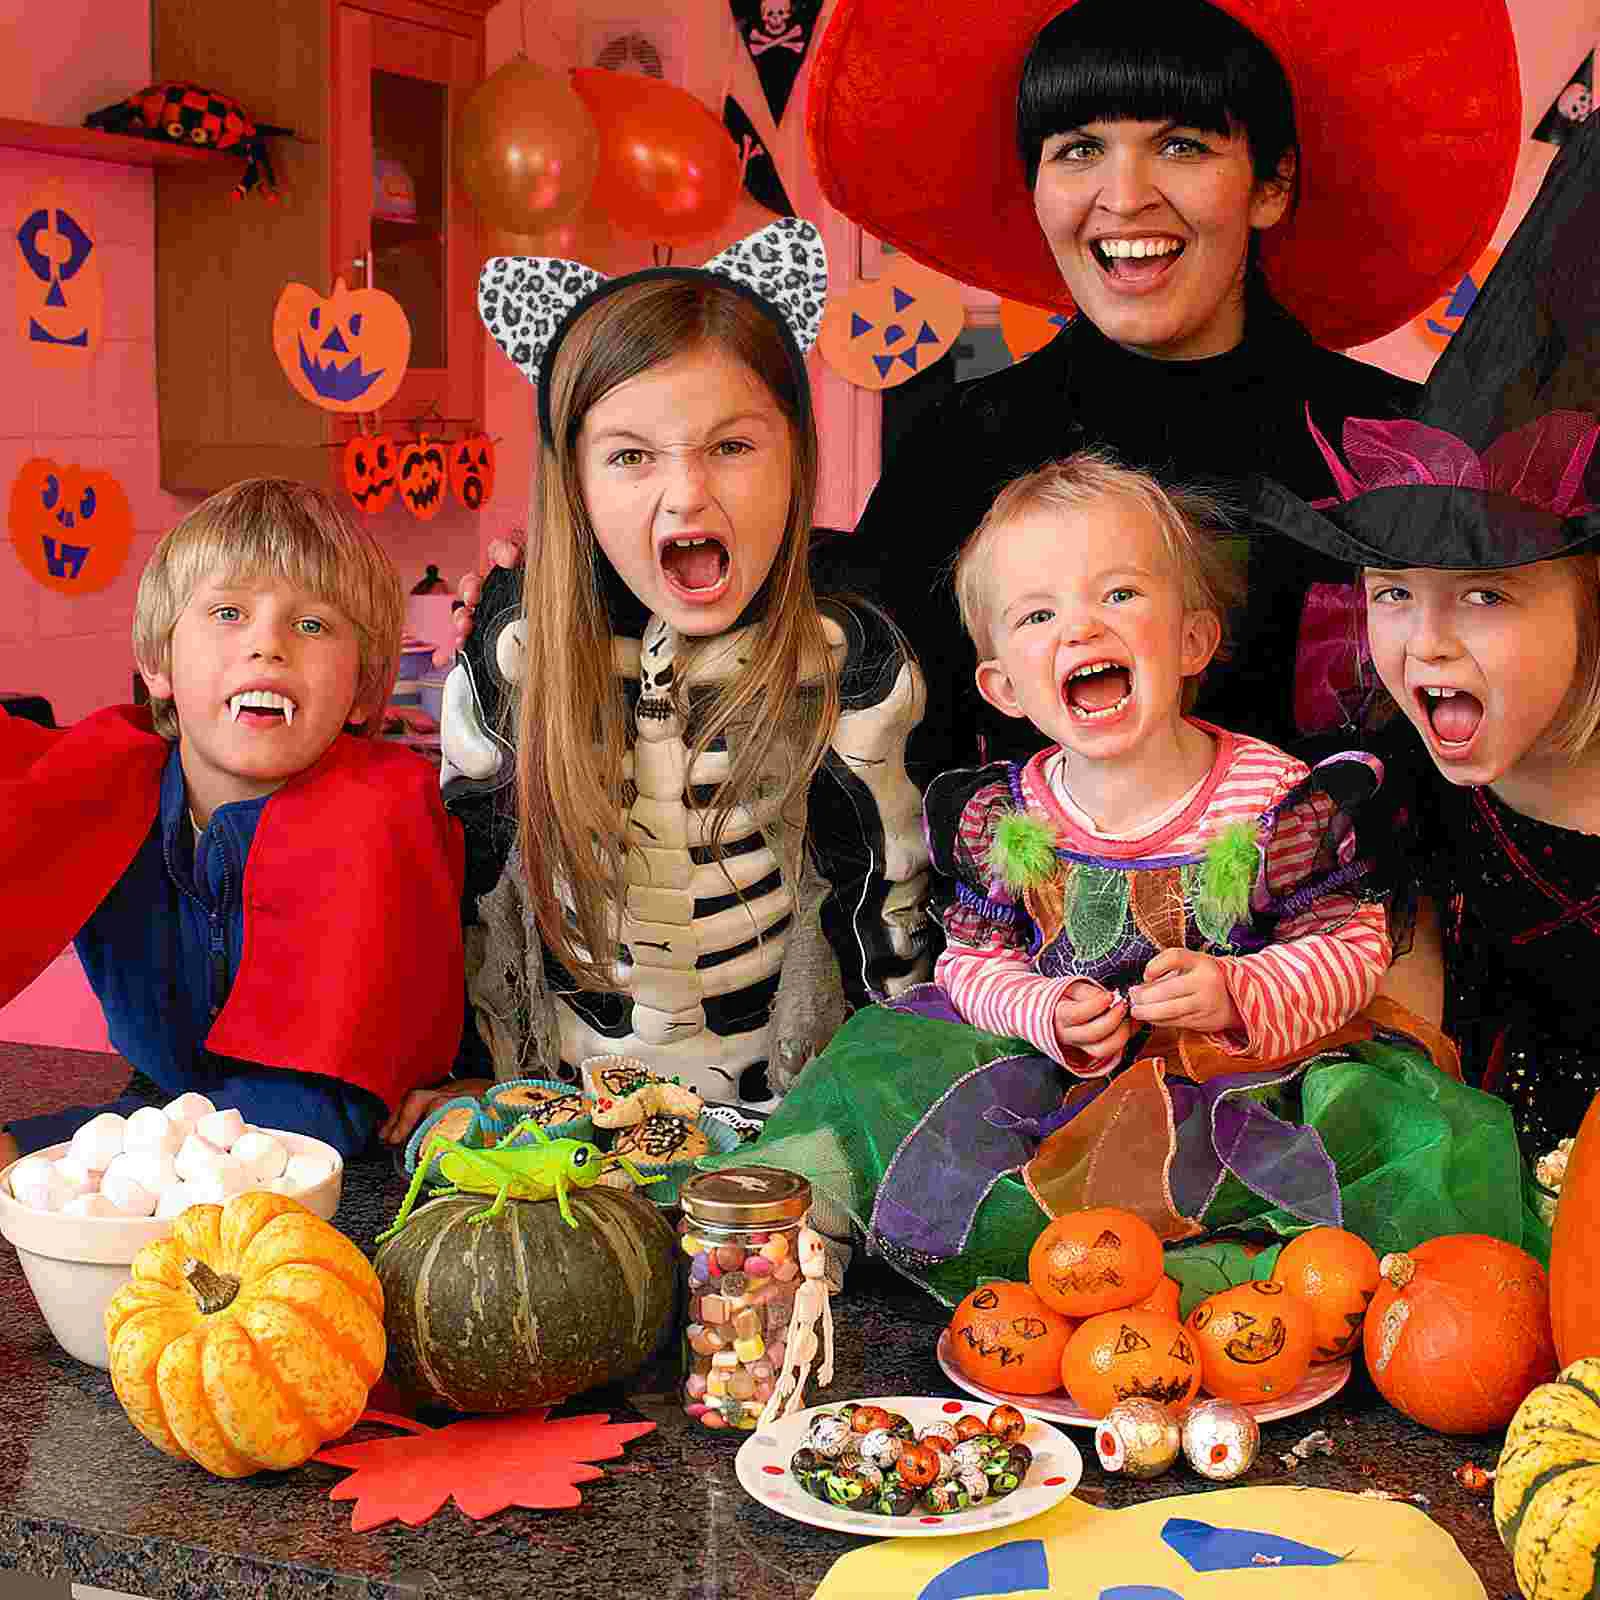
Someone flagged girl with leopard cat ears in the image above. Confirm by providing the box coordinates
[382,222,931,1145]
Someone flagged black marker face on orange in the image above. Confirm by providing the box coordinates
[1224,1315,1288,1365]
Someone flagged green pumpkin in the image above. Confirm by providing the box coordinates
[374,1185,676,1412]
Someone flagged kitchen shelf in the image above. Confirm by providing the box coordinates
[0,116,243,170]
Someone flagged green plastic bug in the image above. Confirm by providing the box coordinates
[375,1116,664,1241]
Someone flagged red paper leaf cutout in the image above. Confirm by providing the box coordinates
[312,1408,656,1532]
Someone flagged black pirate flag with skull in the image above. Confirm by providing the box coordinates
[731,0,821,127]
[723,96,797,217]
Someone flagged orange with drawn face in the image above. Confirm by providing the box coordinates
[947,1280,1075,1395]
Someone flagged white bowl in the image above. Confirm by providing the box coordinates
[0,1131,343,1369]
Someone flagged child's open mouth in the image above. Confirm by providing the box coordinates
[659,535,731,602]
[1418,685,1482,748]
[1092,237,1185,285]
[1064,660,1133,721]
[228,689,298,727]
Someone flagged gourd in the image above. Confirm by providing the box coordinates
[103,1191,385,1477]
[1495,1356,1600,1600]
[374,1183,676,1412]
[1364,1234,1556,1435]
[1550,1092,1600,1366]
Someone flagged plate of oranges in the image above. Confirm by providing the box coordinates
[938,1209,1375,1427]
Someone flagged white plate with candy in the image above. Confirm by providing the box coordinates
[935,1330,1351,1426]
[734,1394,1082,1538]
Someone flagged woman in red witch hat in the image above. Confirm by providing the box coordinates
[808,0,1520,775]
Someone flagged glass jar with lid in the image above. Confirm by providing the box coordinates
[677,1166,811,1431]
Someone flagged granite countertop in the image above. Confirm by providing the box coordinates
[0,1044,1519,1600]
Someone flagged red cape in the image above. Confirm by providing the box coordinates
[1,706,465,1109]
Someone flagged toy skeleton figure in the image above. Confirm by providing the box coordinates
[453,220,931,1109]
[759,1225,836,1424]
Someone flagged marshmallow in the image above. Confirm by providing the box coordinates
[109,1149,177,1195]
[124,1106,182,1156]
[52,1156,100,1203]
[155,1181,206,1220]
[63,1192,123,1219]
[281,1151,335,1192]
[100,1163,158,1217]
[175,1133,228,1184]
[69,1112,127,1171]
[165,1092,216,1125]
[231,1130,288,1183]
[9,1156,67,1212]
[196,1108,247,1151]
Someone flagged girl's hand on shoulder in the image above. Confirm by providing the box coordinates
[1129,949,1242,1035]
[378,1078,496,1145]
[446,535,525,658]
[1052,978,1131,1064]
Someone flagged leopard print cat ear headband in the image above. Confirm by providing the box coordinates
[476,218,828,443]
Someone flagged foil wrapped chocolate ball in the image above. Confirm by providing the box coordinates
[809,1412,852,1458]
[858,1427,903,1470]
[1182,1398,1260,1481]
[1094,1399,1181,1479]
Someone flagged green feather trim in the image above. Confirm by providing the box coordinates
[987,810,1062,892]
[1198,820,1260,930]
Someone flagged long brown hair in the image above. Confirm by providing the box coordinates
[515,276,837,988]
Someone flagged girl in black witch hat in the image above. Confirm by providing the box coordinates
[1253,111,1600,1162]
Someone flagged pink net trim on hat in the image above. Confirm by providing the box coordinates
[1306,406,1600,516]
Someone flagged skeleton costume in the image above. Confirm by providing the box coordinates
[444,221,930,1108]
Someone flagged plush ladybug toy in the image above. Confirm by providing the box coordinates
[84,83,291,200]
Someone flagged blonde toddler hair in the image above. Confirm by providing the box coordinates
[132,477,404,740]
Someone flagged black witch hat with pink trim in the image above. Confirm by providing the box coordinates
[1252,111,1600,571]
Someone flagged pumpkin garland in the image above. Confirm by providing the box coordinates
[342,432,398,515]
[398,434,447,520]
[102,1191,385,1478]
[449,431,496,510]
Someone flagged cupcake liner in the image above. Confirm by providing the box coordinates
[611,1109,744,1208]
[482,1078,595,1143]
[402,1095,499,1176]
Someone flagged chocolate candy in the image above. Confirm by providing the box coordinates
[822,1466,872,1506]
[956,1466,990,1504]
[895,1441,940,1488]
[922,1478,971,1514]
[919,1421,958,1449]
[850,1404,892,1434]
[809,1412,852,1458]
[1096,1399,1181,1480]
[951,1438,990,1474]
[953,1414,988,1442]
[858,1428,903,1470]
[1181,1398,1260,1481]
[987,1404,1028,1442]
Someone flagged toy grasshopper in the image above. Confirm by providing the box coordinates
[375,1116,664,1241]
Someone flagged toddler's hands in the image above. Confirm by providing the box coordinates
[1129,949,1242,1035]
[378,1079,495,1146]
[1052,978,1132,1065]
[447,535,525,658]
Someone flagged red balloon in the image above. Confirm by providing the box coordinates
[571,68,741,247]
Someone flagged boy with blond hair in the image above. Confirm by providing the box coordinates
[1,479,464,1162]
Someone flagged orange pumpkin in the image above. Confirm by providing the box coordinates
[946,1280,1075,1396]
[449,432,496,511]
[8,456,135,596]
[1365,1235,1557,1434]
[1551,1092,1600,1367]
[272,277,411,413]
[15,181,103,367]
[1028,1207,1164,1318]
[399,435,447,521]
[343,432,398,515]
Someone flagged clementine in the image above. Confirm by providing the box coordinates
[947,1280,1075,1395]
[1271,1226,1381,1362]
[1132,1274,1182,1319]
[1028,1207,1164,1317]
[1187,1279,1315,1403]
[1060,1308,1201,1417]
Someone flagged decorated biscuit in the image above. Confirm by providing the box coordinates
[580,1055,660,1101]
[591,1078,703,1129]
[613,1113,709,1166]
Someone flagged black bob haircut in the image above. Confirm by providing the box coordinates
[1017,0,1300,196]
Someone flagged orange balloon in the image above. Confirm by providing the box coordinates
[571,68,740,247]
[455,59,600,234]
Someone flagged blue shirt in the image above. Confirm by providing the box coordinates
[6,746,386,1158]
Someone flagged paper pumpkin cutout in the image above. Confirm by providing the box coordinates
[818,258,964,390]
[1413,247,1501,354]
[399,435,446,520]
[14,183,102,367]
[273,278,410,413]
[343,433,398,515]
[8,457,135,596]
[815,1486,1483,1600]
[312,1406,655,1530]
[449,432,495,511]
[1000,297,1072,363]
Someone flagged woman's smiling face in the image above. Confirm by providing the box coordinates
[1033,118,1291,361]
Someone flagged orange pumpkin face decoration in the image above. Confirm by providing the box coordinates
[272,277,411,413]
[343,433,398,515]
[15,183,103,367]
[817,257,965,390]
[8,456,135,596]
[399,435,446,520]
[1414,247,1500,354]
[449,433,495,511]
